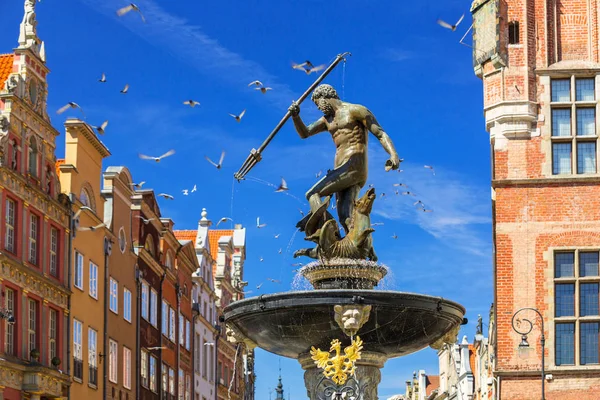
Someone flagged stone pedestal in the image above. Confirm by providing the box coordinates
[299,351,386,399]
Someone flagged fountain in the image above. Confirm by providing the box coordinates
[228,57,465,399]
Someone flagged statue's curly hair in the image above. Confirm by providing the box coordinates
[311,84,340,102]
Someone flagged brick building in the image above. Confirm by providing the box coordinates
[0,1,71,398]
[472,0,600,398]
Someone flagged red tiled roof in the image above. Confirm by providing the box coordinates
[426,375,440,396]
[0,54,14,89]
[208,230,234,259]
[174,230,197,242]
[55,159,65,178]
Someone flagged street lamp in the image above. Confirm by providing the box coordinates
[0,308,15,324]
[511,307,545,400]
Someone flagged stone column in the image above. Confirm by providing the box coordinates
[299,351,386,400]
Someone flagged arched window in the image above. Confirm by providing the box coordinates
[28,137,38,176]
[144,235,155,257]
[165,252,173,269]
[79,188,90,207]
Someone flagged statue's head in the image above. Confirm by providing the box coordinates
[312,84,339,116]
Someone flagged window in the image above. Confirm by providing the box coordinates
[162,300,169,337]
[5,287,15,355]
[185,320,191,351]
[169,367,175,395]
[73,320,83,380]
[169,308,176,342]
[123,347,132,389]
[195,334,201,376]
[217,361,222,383]
[79,188,90,208]
[89,262,98,299]
[119,227,127,253]
[508,21,519,44]
[550,77,598,175]
[141,350,149,388]
[89,328,98,386]
[145,234,155,256]
[109,339,118,383]
[110,277,118,314]
[49,227,58,277]
[28,298,37,356]
[554,250,600,365]
[162,363,169,397]
[141,281,149,320]
[28,214,38,265]
[74,251,83,289]
[49,309,58,364]
[124,288,132,322]
[179,369,184,400]
[149,355,157,392]
[5,198,15,253]
[28,136,38,176]
[165,251,173,269]
[209,346,214,382]
[185,374,191,400]
[202,339,208,378]
[150,289,158,327]
[179,314,185,346]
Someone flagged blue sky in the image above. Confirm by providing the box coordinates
[1,0,491,398]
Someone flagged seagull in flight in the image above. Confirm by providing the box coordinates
[116,3,146,23]
[78,222,106,232]
[256,283,263,290]
[205,151,225,169]
[92,120,109,135]
[183,100,201,107]
[315,170,322,178]
[275,177,288,192]
[267,278,281,284]
[158,193,174,200]
[248,80,263,87]
[135,215,154,225]
[229,109,246,122]
[139,149,175,162]
[98,73,107,83]
[191,184,197,193]
[130,181,145,190]
[255,87,272,94]
[216,217,233,227]
[256,217,267,229]
[274,233,280,239]
[57,102,85,118]
[421,208,433,213]
[437,14,465,31]
[402,191,416,196]
[391,233,398,239]
[120,84,129,94]
[424,165,435,175]
[292,60,326,74]
[414,200,425,208]
[182,189,189,196]
[393,183,408,188]
[259,256,264,262]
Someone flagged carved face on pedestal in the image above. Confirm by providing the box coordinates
[334,305,372,337]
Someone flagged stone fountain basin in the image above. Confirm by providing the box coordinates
[223,290,465,359]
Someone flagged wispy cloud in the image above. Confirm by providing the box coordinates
[368,148,491,256]
[381,48,416,62]
[79,0,299,110]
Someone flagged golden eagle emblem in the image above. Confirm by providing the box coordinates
[310,336,363,385]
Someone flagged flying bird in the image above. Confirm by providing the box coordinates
[78,223,106,232]
[393,183,408,187]
[205,151,225,169]
[182,189,189,196]
[414,200,425,208]
[298,209,305,217]
[255,87,272,94]
[120,84,129,94]
[191,184,197,193]
[278,248,282,254]
[183,100,200,107]
[135,215,155,225]
[158,193,174,200]
[437,14,465,31]
[216,217,233,227]
[203,342,215,346]
[316,170,322,178]
[139,149,175,162]
[57,102,85,117]
[380,192,386,198]
[92,120,109,135]
[259,256,264,262]
[402,191,416,196]
[73,206,92,220]
[424,165,435,175]
[371,222,384,227]
[267,278,281,284]
[116,3,146,23]
[256,283,263,290]
[274,233,280,239]
[229,109,246,122]
[391,233,398,240]
[421,208,433,213]
[248,80,263,87]
[275,177,288,192]
[98,73,106,83]
[291,262,304,267]
[256,217,266,229]
[130,181,145,190]
[292,61,325,74]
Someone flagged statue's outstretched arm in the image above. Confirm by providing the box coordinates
[289,101,327,139]
[364,111,400,171]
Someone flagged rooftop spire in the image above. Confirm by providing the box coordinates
[18,0,45,61]
[275,361,284,399]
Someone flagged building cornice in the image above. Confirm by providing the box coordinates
[64,119,111,158]
[139,248,164,277]
[493,175,600,188]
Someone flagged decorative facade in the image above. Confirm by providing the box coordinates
[472,0,600,398]
[0,1,71,398]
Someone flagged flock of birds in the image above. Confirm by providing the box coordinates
[56,2,465,290]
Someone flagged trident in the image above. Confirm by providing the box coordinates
[233,52,352,181]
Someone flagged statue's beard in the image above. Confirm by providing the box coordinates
[316,100,334,116]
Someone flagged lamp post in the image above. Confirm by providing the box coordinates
[511,307,545,400]
[0,308,15,324]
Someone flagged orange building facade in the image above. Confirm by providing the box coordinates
[472,0,600,398]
